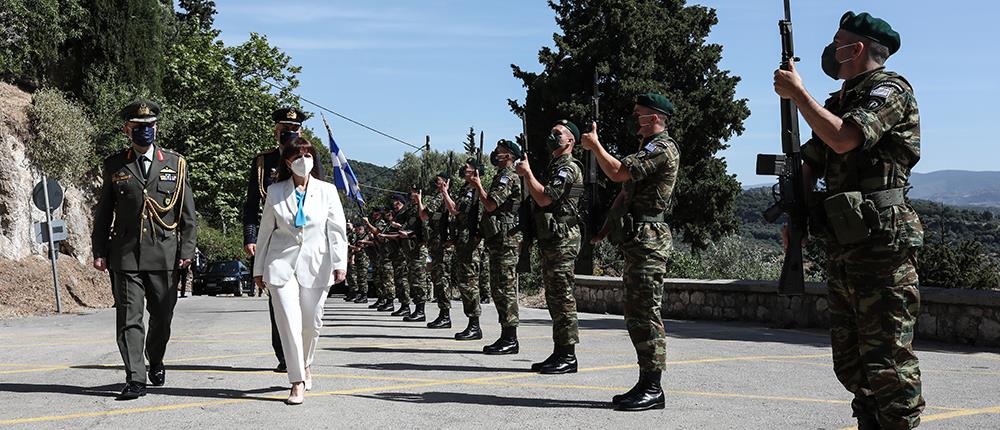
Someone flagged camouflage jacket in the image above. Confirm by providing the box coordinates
[622,131,680,217]
[484,165,520,223]
[801,67,923,252]
[538,153,583,218]
[424,191,450,245]
[450,184,482,244]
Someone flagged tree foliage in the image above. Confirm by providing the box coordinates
[26,89,95,183]
[510,0,749,250]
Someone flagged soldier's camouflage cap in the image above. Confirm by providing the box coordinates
[272,107,306,125]
[840,11,900,55]
[120,100,161,123]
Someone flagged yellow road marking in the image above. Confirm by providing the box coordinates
[0,399,250,425]
[0,366,71,375]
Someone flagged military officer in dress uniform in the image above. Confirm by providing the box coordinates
[92,100,197,400]
[242,106,313,373]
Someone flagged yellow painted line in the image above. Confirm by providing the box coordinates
[837,405,1000,430]
[0,399,250,425]
[0,366,71,375]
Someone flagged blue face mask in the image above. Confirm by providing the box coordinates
[131,125,155,148]
[280,130,300,146]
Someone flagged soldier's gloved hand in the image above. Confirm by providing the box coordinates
[93,258,107,272]
[244,244,256,257]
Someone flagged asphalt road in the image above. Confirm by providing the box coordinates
[1,294,998,429]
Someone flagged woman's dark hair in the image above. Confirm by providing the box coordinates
[276,136,323,182]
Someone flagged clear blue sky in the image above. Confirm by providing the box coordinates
[212,0,997,185]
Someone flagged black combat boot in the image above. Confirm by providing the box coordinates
[539,345,577,374]
[614,371,665,411]
[483,326,519,355]
[531,347,559,372]
[391,304,411,317]
[353,294,368,304]
[454,316,482,340]
[343,293,355,302]
[403,303,426,322]
[611,373,644,405]
[368,298,384,309]
[856,416,881,430]
[377,300,395,312]
[427,310,452,329]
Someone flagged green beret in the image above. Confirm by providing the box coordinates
[840,11,900,55]
[120,100,161,123]
[272,107,306,125]
[636,93,674,115]
[497,139,523,159]
[391,194,406,203]
[435,171,450,179]
[465,157,484,174]
[556,119,580,143]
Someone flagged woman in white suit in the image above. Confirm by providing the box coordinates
[253,137,348,405]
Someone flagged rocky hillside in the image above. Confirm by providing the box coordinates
[0,83,111,317]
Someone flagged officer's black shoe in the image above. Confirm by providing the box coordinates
[539,354,578,374]
[116,381,147,401]
[454,317,482,340]
[377,301,395,312]
[368,298,384,309]
[274,362,287,373]
[391,305,411,317]
[530,353,558,372]
[147,365,165,387]
[353,294,368,304]
[427,311,451,329]
[483,327,519,355]
[614,371,665,411]
[403,303,426,322]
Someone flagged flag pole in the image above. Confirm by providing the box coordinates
[320,112,366,214]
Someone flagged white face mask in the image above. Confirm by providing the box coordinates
[291,155,314,178]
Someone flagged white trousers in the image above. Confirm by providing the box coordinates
[268,277,330,384]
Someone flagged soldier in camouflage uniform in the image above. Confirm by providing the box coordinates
[398,190,431,322]
[386,195,413,317]
[442,159,485,340]
[469,139,523,355]
[774,11,923,430]
[515,120,584,374]
[419,174,454,328]
[377,207,399,312]
[478,243,491,304]
[348,223,370,303]
[344,222,358,301]
[583,93,678,411]
[364,208,395,312]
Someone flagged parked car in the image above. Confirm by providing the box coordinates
[192,260,253,297]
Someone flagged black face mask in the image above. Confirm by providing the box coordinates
[280,130,300,146]
[821,42,856,80]
[131,124,155,148]
[545,132,563,152]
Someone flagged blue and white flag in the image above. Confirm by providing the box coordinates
[322,117,365,205]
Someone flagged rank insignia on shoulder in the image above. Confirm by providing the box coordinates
[159,173,178,182]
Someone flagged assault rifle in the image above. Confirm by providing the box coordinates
[576,69,603,275]
[756,0,805,295]
[468,131,484,237]
[515,114,534,273]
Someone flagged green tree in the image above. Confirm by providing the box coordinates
[0,0,86,89]
[26,88,95,183]
[463,127,478,155]
[510,0,749,250]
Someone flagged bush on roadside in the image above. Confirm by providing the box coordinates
[26,88,95,183]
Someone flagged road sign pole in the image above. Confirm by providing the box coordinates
[42,174,61,313]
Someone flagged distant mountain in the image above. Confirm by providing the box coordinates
[908,170,1000,208]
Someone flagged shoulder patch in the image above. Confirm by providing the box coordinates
[865,80,904,110]
[557,168,570,179]
[643,141,659,153]
[499,176,509,185]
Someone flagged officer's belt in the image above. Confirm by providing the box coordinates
[864,188,905,209]
[629,211,667,223]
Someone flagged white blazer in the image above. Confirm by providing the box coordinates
[252,178,348,288]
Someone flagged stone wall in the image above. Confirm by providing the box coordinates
[574,275,1000,348]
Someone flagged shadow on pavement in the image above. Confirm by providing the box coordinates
[323,346,481,355]
[71,364,276,373]
[341,362,534,373]
[358,391,608,409]
[321,333,453,340]
[0,383,285,402]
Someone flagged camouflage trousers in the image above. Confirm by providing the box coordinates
[827,247,924,430]
[538,228,580,346]
[349,252,369,295]
[478,245,491,299]
[374,256,394,300]
[452,238,482,317]
[405,244,430,305]
[620,223,671,372]
[485,230,520,328]
[429,242,451,311]
[391,256,410,305]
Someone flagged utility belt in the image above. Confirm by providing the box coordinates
[607,209,667,245]
[823,188,905,246]
[533,211,579,241]
[481,213,516,240]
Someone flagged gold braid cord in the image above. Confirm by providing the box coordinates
[257,155,267,199]
[143,157,187,231]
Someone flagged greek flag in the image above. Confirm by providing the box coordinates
[322,117,365,205]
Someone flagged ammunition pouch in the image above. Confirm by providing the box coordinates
[608,213,634,245]
[823,188,905,246]
[534,211,578,241]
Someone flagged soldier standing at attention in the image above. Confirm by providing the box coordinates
[92,100,197,400]
[442,159,485,340]
[385,195,413,317]
[242,107,309,374]
[419,173,454,329]
[349,223,371,303]
[468,139,523,355]
[398,188,430,322]
[582,93,678,411]
[773,11,923,430]
[363,208,393,311]
[515,119,583,374]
